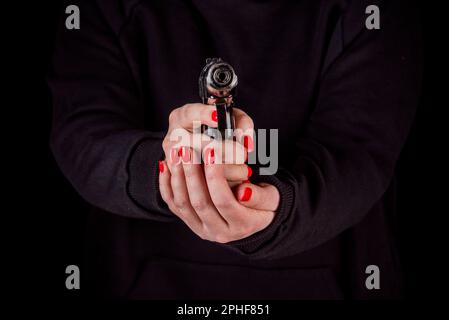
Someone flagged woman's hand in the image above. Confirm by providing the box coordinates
[161,103,249,182]
[159,157,279,243]
[159,103,280,243]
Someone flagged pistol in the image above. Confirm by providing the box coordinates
[199,58,238,140]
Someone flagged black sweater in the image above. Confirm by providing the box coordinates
[49,0,422,299]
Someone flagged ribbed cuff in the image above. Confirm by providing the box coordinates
[127,138,174,220]
[227,168,295,258]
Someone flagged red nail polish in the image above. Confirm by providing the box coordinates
[205,148,215,165]
[178,148,183,157]
[158,161,164,173]
[243,180,250,184]
[243,136,254,152]
[211,110,218,122]
[180,146,191,162]
[240,187,252,202]
[247,166,253,178]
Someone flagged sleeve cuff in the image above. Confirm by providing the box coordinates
[127,137,175,220]
[226,168,296,258]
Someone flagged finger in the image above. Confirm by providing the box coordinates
[204,161,275,236]
[162,129,190,172]
[204,139,246,165]
[234,182,280,211]
[169,149,203,229]
[203,158,243,223]
[233,108,254,132]
[181,147,228,229]
[228,181,241,188]
[158,160,175,207]
[164,131,212,168]
[224,164,253,181]
[233,108,255,152]
[170,103,218,130]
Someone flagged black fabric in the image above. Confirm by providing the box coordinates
[127,136,173,219]
[49,0,422,299]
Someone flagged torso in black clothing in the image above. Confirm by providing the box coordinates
[49,0,420,299]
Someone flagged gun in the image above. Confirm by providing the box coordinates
[199,58,238,140]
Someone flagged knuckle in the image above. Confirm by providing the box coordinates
[236,114,254,129]
[198,225,214,241]
[173,198,189,209]
[198,234,208,241]
[213,198,232,210]
[168,108,179,124]
[178,105,187,120]
[162,138,171,153]
[180,104,193,120]
[191,199,207,212]
[196,230,208,241]
[244,117,254,129]
[214,233,231,244]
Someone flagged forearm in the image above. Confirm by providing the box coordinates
[49,0,174,221]
[227,0,422,259]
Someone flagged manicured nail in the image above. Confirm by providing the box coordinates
[205,148,215,165]
[243,180,250,184]
[240,187,252,202]
[180,146,191,162]
[158,161,164,173]
[170,148,180,164]
[243,136,254,152]
[247,166,253,178]
[211,110,218,122]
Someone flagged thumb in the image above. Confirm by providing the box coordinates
[234,182,280,212]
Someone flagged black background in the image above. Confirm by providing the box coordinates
[12,0,441,301]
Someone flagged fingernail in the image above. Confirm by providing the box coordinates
[243,180,250,184]
[170,148,180,164]
[205,148,215,165]
[247,166,253,178]
[240,187,252,202]
[211,110,218,122]
[158,161,164,173]
[243,136,254,152]
[180,146,191,162]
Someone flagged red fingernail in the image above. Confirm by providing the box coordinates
[205,148,215,165]
[158,161,164,173]
[170,148,180,164]
[211,110,218,122]
[240,187,252,201]
[243,136,254,152]
[180,146,191,162]
[243,180,250,184]
[247,166,253,178]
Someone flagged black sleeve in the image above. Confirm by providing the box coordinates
[229,0,422,259]
[48,0,173,220]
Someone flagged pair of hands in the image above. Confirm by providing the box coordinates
[158,103,280,243]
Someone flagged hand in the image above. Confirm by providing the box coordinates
[159,158,280,243]
[161,103,251,183]
[159,103,280,243]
